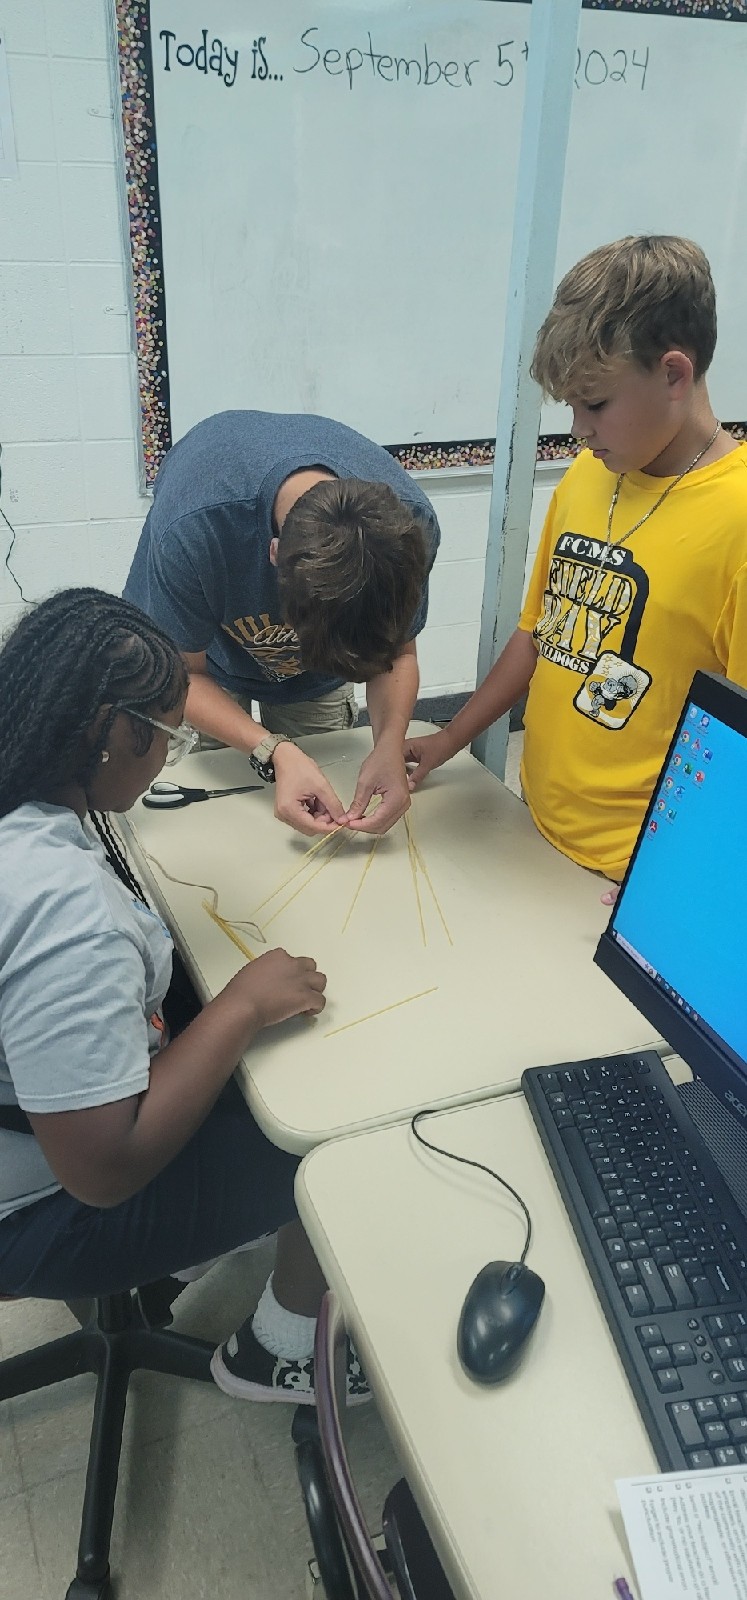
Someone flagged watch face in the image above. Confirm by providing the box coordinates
[249,753,276,783]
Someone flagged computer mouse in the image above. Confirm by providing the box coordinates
[457,1259,545,1384]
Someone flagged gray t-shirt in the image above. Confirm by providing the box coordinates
[123,410,441,702]
[0,804,173,1222]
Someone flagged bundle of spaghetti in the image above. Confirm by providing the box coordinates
[202,900,257,961]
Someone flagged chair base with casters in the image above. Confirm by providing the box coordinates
[0,1290,215,1600]
[292,1293,455,1600]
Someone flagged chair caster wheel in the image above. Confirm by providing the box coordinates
[66,1570,112,1599]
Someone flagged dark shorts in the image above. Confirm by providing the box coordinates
[0,1078,299,1300]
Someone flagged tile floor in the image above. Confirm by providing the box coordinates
[0,1242,401,1600]
[1,734,524,1600]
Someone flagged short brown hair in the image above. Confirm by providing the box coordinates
[276,478,428,680]
[531,235,717,401]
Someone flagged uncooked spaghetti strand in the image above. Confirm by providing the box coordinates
[341,837,379,933]
[411,839,453,946]
[325,987,438,1039]
[261,831,350,931]
[248,826,347,917]
[404,815,427,947]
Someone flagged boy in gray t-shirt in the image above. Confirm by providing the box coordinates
[125,410,440,839]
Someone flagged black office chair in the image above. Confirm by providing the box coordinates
[0,1288,214,1599]
[293,1291,456,1600]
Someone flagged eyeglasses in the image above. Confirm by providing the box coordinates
[121,708,200,766]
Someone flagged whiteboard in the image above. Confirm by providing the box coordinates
[117,1,747,472]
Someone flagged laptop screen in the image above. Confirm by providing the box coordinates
[595,672,747,1123]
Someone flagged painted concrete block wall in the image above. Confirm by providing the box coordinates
[0,0,567,694]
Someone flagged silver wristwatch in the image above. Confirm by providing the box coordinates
[248,733,293,784]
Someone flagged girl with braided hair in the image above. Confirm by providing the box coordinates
[0,590,367,1404]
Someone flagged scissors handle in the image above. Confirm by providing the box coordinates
[142,785,194,808]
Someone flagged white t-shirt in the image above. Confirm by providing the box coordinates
[0,803,173,1222]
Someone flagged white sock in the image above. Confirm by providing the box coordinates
[250,1274,316,1360]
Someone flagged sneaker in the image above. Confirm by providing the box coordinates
[210,1321,370,1406]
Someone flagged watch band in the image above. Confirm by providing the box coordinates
[248,733,293,784]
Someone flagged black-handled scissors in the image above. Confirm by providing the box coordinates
[142,780,264,810]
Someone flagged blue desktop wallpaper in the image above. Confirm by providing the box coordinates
[612,702,747,1071]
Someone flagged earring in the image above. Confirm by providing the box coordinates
[101,751,110,764]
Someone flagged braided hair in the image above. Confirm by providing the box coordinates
[0,590,187,893]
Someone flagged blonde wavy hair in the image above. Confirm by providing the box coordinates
[531,235,717,402]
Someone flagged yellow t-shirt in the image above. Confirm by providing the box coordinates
[519,443,747,880]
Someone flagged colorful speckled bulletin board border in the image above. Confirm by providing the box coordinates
[114,0,747,485]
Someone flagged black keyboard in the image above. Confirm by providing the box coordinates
[522,1051,747,1471]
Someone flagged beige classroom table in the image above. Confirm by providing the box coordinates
[122,724,660,1155]
[295,1087,676,1600]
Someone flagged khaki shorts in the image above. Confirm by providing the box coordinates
[197,682,358,750]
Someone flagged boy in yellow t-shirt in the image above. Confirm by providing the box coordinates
[404,235,747,883]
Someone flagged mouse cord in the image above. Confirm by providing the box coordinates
[410,1109,533,1263]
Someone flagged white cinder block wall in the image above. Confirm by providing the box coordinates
[0,0,566,695]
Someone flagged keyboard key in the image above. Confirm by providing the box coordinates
[625,1285,651,1315]
[709,1264,740,1304]
[639,1259,672,1312]
[560,1127,609,1216]
[672,1343,696,1366]
[669,1403,704,1450]
[716,1336,741,1358]
[725,1357,747,1381]
[647,1345,671,1369]
[688,1451,714,1469]
[597,1216,618,1238]
[638,1324,663,1347]
[615,1262,639,1287]
[694,1399,719,1421]
[662,1264,694,1310]
[728,1418,747,1443]
[606,1239,629,1261]
[690,1276,714,1307]
[655,1368,682,1394]
[715,1447,740,1466]
[718,1394,743,1419]
[703,1421,729,1446]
